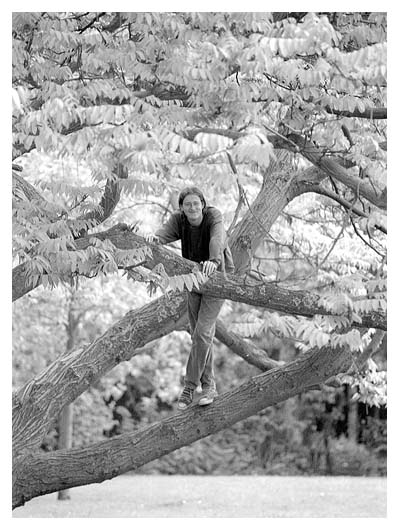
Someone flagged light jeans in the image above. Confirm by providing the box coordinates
[184,292,224,391]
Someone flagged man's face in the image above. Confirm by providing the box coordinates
[181,194,203,225]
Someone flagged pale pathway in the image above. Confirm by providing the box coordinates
[13,475,386,518]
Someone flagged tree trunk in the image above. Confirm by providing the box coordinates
[57,405,74,500]
[348,395,359,443]
[229,150,295,273]
[57,293,78,500]
[13,343,353,508]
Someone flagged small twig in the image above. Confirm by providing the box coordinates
[317,186,361,271]
[78,12,106,33]
[264,73,294,92]
[69,194,89,212]
[314,185,386,235]
[119,260,148,272]
[227,186,245,237]
[116,200,173,217]
[317,218,347,271]
[350,218,386,258]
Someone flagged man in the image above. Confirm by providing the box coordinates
[146,187,235,410]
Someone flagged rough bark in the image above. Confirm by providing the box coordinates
[13,172,55,208]
[12,291,279,463]
[198,273,386,330]
[13,342,352,509]
[229,150,298,273]
[12,291,187,456]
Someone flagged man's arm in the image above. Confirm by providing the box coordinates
[153,213,181,244]
[208,208,226,266]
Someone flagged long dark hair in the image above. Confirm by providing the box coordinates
[178,187,206,209]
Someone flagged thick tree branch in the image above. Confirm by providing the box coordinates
[12,288,280,458]
[12,12,387,511]
[12,291,187,456]
[228,149,301,273]
[12,225,386,330]
[325,106,387,120]
[12,172,53,207]
[13,341,352,508]
[13,159,127,260]
[78,160,128,231]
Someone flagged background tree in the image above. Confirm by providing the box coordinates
[12,12,386,508]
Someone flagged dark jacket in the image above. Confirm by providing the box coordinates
[155,206,235,272]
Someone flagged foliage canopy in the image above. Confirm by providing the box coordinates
[13,12,386,360]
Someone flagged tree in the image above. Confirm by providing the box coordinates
[12,12,386,508]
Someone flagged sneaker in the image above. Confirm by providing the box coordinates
[198,387,218,406]
[178,387,194,410]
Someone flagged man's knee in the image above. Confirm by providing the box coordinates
[193,323,214,343]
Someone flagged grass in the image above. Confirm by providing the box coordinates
[12,474,387,518]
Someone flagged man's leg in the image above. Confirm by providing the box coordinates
[184,291,203,392]
[177,292,202,410]
[200,340,215,390]
[184,294,224,391]
[187,291,201,339]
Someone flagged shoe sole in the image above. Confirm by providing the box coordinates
[178,403,190,410]
[198,398,215,406]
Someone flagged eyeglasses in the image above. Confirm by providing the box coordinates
[182,200,202,208]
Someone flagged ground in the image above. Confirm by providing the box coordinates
[12,475,386,518]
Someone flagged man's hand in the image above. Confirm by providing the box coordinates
[143,234,159,243]
[202,260,218,276]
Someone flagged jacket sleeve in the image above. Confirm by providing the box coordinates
[155,212,181,244]
[208,208,226,263]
